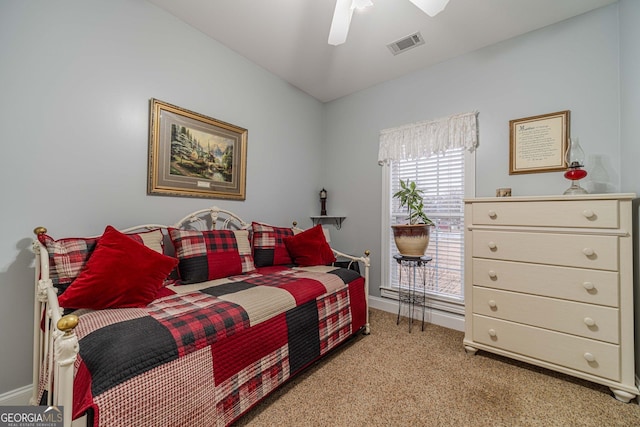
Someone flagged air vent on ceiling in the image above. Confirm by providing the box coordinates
[387,32,425,56]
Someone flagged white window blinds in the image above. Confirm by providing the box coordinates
[390,148,465,299]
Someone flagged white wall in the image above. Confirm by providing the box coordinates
[620,0,640,194]
[0,0,324,395]
[323,4,624,298]
[618,0,640,382]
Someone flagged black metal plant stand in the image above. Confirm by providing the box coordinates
[394,254,433,332]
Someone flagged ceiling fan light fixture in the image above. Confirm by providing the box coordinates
[408,0,450,17]
[329,0,446,46]
[328,0,355,46]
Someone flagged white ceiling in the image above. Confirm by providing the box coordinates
[146,0,617,103]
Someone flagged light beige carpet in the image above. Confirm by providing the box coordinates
[234,309,640,427]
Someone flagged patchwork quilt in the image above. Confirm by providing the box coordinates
[47,265,366,427]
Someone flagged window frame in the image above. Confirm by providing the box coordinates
[380,147,476,314]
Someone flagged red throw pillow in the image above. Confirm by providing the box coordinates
[58,225,178,310]
[283,225,336,266]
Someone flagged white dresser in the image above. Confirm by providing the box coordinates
[463,194,638,402]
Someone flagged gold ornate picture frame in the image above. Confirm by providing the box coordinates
[509,110,570,175]
[148,99,247,200]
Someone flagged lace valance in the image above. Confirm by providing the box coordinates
[378,111,478,165]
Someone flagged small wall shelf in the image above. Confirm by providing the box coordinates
[310,215,346,229]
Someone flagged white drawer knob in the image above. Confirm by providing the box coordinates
[488,329,497,337]
[488,300,497,309]
[583,352,596,363]
[582,281,595,291]
[488,210,497,219]
[488,270,497,279]
[584,317,596,327]
[582,247,594,257]
[582,209,595,219]
[488,241,497,250]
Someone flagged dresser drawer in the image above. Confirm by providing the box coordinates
[471,200,619,228]
[472,259,619,307]
[472,315,620,381]
[472,287,619,343]
[472,230,618,271]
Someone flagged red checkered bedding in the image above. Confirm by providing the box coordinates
[50,265,366,426]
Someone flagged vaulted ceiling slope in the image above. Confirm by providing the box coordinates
[146,0,617,103]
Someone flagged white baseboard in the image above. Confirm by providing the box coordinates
[0,384,32,406]
[369,295,465,331]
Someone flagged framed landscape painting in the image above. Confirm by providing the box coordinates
[148,98,247,200]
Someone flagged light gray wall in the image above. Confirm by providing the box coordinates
[619,0,640,382]
[620,0,640,195]
[0,0,323,395]
[323,4,623,297]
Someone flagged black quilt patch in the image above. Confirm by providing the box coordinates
[286,300,320,375]
[328,267,360,284]
[79,316,178,396]
[200,281,256,297]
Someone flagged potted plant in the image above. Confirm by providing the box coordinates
[391,179,434,257]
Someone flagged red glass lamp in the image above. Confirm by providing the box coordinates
[563,138,588,195]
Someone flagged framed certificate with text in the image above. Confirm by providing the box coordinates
[509,110,570,175]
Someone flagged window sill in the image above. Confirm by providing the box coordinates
[379,286,464,316]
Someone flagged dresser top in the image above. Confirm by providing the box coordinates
[465,193,636,203]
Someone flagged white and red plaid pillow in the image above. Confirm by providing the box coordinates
[39,228,164,289]
[168,228,256,284]
[250,222,295,267]
[57,226,177,310]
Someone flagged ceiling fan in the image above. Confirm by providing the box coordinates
[328,0,450,46]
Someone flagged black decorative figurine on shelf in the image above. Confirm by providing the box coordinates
[320,188,327,216]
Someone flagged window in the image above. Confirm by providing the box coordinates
[381,146,474,311]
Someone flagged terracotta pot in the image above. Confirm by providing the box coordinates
[391,224,431,257]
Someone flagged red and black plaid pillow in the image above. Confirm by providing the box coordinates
[169,228,256,284]
[250,222,296,267]
[39,228,165,290]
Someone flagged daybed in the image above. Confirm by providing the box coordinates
[30,207,370,427]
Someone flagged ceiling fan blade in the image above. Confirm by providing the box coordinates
[408,0,450,17]
[328,0,355,46]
